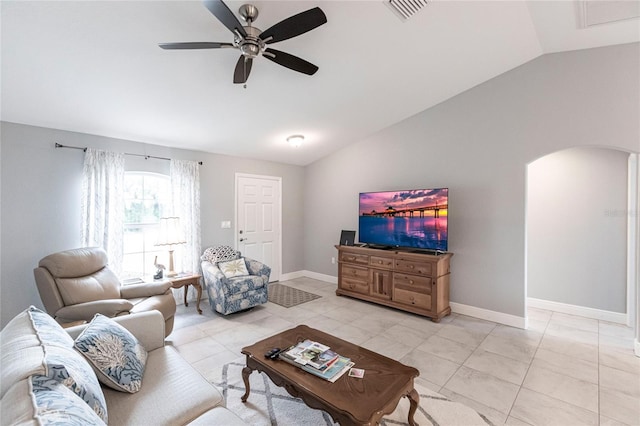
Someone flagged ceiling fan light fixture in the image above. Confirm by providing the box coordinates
[287,135,304,148]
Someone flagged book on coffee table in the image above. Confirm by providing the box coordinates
[279,339,352,382]
[302,356,354,383]
[282,339,334,367]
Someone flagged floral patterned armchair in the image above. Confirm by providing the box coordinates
[200,246,271,315]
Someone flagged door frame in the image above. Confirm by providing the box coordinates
[234,172,282,282]
[524,148,638,333]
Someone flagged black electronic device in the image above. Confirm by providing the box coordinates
[264,347,281,359]
[339,230,356,246]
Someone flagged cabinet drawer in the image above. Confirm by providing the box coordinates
[395,259,432,276]
[340,252,369,265]
[341,278,369,295]
[393,273,432,292]
[393,287,431,309]
[370,256,394,269]
[341,265,369,281]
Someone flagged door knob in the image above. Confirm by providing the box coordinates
[239,238,246,242]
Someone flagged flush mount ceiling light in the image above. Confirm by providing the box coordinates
[287,135,304,147]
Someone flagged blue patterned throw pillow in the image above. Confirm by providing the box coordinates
[30,375,106,426]
[27,306,75,348]
[74,314,148,393]
[26,306,108,422]
[44,347,108,422]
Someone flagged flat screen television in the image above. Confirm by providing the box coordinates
[358,188,448,252]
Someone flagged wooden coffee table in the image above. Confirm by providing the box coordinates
[241,325,420,425]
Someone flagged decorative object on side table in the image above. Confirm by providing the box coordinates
[169,273,203,314]
[153,255,165,280]
[155,216,186,277]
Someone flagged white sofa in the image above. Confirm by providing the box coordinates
[0,307,247,425]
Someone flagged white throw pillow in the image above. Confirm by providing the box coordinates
[219,258,250,278]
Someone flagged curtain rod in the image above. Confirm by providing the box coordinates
[54,143,203,165]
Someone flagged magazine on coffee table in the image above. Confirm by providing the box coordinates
[279,339,352,382]
[281,339,337,369]
[302,356,354,382]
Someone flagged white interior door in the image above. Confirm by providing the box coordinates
[235,173,281,282]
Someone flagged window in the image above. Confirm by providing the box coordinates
[122,172,171,279]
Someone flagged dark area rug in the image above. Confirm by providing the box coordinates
[268,283,322,308]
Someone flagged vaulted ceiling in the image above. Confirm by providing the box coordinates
[1,1,638,165]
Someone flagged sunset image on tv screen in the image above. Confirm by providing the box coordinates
[359,188,448,251]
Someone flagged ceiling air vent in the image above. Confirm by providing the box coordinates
[384,0,428,22]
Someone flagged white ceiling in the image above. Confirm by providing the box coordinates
[1,1,638,166]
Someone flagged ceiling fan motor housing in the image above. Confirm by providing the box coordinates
[235,26,265,58]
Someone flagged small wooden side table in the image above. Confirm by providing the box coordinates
[169,274,203,314]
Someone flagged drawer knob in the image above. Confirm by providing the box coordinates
[409,280,414,284]
[378,260,382,264]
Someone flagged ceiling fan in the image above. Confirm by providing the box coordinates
[159,0,327,85]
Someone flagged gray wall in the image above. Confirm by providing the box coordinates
[0,122,304,326]
[527,147,629,312]
[304,43,640,319]
[2,43,638,327]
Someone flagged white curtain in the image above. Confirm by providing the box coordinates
[81,148,125,275]
[170,159,201,303]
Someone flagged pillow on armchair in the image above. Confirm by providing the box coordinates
[201,245,239,264]
[218,258,250,278]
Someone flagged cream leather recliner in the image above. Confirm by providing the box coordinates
[34,247,176,336]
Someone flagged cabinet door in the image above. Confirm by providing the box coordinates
[339,265,369,295]
[393,273,433,310]
[369,269,392,300]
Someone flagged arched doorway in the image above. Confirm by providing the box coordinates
[525,147,637,340]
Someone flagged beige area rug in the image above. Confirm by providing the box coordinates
[268,283,322,308]
[214,359,494,426]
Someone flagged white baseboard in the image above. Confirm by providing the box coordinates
[278,270,305,281]
[450,302,527,329]
[635,339,640,357]
[281,272,527,328]
[527,297,627,324]
[279,270,337,284]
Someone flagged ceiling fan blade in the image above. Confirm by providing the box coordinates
[203,0,248,39]
[159,42,233,50]
[233,56,253,84]
[259,7,327,44]
[263,48,318,75]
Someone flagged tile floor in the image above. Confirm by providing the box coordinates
[168,277,640,426]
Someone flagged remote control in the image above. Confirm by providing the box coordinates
[264,347,280,359]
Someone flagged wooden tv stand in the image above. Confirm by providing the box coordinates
[335,245,453,322]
